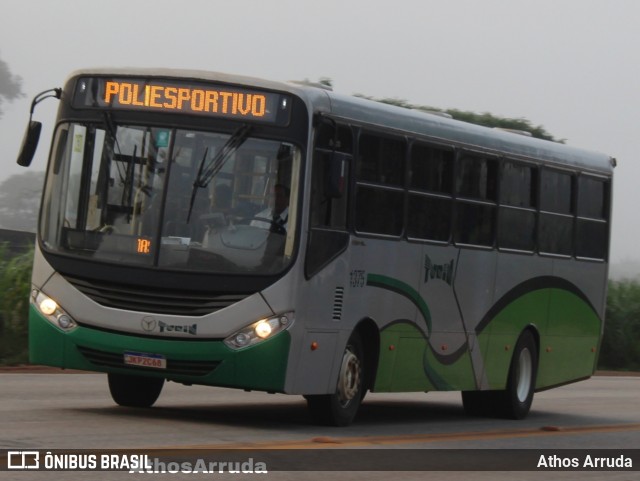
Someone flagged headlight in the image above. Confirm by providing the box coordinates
[224,313,293,350]
[32,289,77,332]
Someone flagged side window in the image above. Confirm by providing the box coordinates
[454,153,498,246]
[310,122,352,229]
[410,143,453,194]
[407,143,453,242]
[576,176,609,259]
[456,154,498,201]
[539,169,574,256]
[306,120,353,278]
[354,132,406,236]
[540,169,572,214]
[498,161,538,252]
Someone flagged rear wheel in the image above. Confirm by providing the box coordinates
[501,330,538,419]
[306,333,365,426]
[108,373,164,408]
[462,330,538,419]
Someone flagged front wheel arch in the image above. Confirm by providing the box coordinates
[353,318,380,393]
[305,331,366,426]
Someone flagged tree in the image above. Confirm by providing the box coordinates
[0,171,45,232]
[0,243,33,364]
[0,54,24,119]
[600,280,640,371]
[354,95,561,142]
[299,77,561,141]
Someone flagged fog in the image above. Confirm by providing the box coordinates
[1,0,638,263]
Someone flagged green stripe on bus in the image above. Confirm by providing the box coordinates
[370,279,601,392]
[366,273,432,333]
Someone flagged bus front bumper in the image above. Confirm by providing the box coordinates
[28,305,290,393]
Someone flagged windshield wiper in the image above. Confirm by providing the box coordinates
[102,111,127,183]
[186,124,252,223]
[122,144,138,221]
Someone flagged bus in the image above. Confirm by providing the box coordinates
[18,68,614,426]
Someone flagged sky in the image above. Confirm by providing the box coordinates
[0,0,638,263]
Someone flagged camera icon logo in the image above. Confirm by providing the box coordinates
[7,451,40,470]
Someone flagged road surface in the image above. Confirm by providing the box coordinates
[1,372,638,480]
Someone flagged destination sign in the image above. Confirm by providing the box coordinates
[72,77,291,124]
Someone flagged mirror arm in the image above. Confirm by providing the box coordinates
[29,88,62,117]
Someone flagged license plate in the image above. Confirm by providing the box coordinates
[123,351,167,369]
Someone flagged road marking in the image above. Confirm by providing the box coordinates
[155,422,640,450]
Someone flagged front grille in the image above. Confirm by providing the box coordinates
[64,275,249,316]
[77,345,220,377]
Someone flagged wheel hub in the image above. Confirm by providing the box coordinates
[337,347,361,406]
[516,348,533,402]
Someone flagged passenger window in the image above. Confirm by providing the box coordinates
[498,208,536,251]
[355,185,404,236]
[498,161,538,252]
[406,142,454,242]
[409,143,453,194]
[354,131,406,237]
[456,154,498,201]
[454,203,496,247]
[454,153,497,247]
[357,132,406,186]
[577,176,608,220]
[575,175,610,259]
[407,195,451,242]
[539,213,573,256]
[539,169,575,256]
[500,161,537,208]
[540,169,573,214]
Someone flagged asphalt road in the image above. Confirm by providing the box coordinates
[1,372,638,480]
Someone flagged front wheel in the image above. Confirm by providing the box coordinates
[108,373,164,408]
[306,333,365,426]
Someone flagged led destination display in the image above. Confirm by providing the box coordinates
[73,77,290,124]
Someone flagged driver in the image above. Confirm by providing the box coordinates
[251,184,290,233]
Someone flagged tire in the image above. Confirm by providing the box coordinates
[500,330,538,419]
[306,333,365,426]
[462,330,538,419]
[108,373,164,408]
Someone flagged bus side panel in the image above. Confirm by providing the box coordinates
[537,258,605,388]
[362,243,481,393]
[446,248,497,391]
[479,289,549,390]
[538,288,601,387]
[348,239,421,392]
[375,321,475,392]
[484,255,604,391]
[477,286,601,391]
[284,244,349,395]
[484,253,552,390]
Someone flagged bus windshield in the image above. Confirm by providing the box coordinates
[40,121,301,275]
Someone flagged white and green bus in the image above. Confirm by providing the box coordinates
[18,68,613,426]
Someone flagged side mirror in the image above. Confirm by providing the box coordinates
[16,87,62,168]
[16,120,42,167]
[325,152,350,198]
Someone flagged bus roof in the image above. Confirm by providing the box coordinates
[68,68,614,175]
[321,91,614,175]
